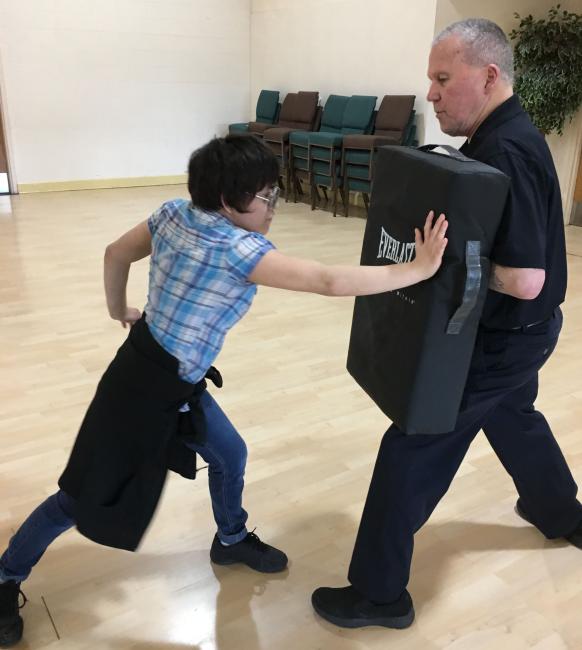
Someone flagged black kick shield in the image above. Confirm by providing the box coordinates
[347,145,510,434]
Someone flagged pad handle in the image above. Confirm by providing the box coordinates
[418,144,476,163]
[446,240,482,335]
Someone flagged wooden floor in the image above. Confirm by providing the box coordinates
[1,186,582,650]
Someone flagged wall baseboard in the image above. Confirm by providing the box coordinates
[18,174,188,194]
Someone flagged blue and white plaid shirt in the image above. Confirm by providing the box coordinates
[145,199,275,383]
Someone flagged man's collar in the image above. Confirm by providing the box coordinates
[468,94,523,144]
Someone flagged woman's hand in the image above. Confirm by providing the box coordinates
[412,210,448,280]
[112,307,142,328]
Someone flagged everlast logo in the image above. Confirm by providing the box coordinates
[377,227,415,264]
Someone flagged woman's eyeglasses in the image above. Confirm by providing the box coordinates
[253,186,280,210]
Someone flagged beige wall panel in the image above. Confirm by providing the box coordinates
[0,0,251,185]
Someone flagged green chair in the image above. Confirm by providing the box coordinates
[288,94,350,202]
[308,95,377,217]
[228,90,280,134]
[341,95,416,217]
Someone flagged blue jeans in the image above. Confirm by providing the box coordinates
[0,390,248,583]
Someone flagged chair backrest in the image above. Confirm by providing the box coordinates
[256,90,280,124]
[341,95,378,134]
[402,110,418,146]
[319,95,350,133]
[278,91,319,130]
[312,105,323,132]
[374,95,416,142]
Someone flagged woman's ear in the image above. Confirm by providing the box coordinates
[220,196,233,215]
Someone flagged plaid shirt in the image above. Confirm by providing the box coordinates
[145,199,275,383]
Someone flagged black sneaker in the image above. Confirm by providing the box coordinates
[515,499,582,549]
[210,531,288,573]
[566,527,582,549]
[514,499,533,525]
[311,585,415,629]
[0,581,26,648]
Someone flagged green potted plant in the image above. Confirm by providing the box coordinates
[510,5,582,135]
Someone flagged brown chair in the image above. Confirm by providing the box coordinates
[341,95,416,217]
[259,92,320,196]
[250,91,319,134]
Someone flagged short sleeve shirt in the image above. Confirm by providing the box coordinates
[460,95,567,329]
[145,199,275,383]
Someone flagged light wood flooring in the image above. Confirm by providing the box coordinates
[1,186,582,650]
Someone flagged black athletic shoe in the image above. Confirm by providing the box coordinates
[514,499,533,525]
[210,531,288,573]
[566,527,582,549]
[515,499,582,549]
[311,584,414,629]
[0,581,26,648]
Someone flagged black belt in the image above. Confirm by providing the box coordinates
[482,311,556,334]
[508,317,552,332]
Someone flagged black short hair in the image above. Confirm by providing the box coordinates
[187,134,280,213]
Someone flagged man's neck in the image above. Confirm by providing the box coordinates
[467,88,514,141]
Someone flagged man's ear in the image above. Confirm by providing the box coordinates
[485,64,500,91]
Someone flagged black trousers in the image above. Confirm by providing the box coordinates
[348,307,582,603]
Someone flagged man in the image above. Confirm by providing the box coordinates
[312,18,582,630]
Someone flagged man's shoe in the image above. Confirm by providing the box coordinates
[210,531,288,573]
[0,581,26,648]
[514,499,532,525]
[311,585,414,629]
[565,527,582,549]
[515,499,582,549]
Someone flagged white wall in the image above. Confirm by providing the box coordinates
[250,0,581,219]
[543,0,582,222]
[251,0,439,146]
[1,0,578,206]
[0,0,250,185]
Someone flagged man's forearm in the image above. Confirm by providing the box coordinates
[489,265,507,293]
[489,263,545,300]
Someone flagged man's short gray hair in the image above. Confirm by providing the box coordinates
[434,18,514,84]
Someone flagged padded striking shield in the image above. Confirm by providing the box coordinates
[347,145,510,434]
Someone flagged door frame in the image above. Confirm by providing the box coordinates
[0,50,17,195]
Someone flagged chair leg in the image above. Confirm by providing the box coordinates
[332,186,338,218]
[344,188,350,218]
[285,166,291,203]
[285,144,292,203]
[363,192,370,215]
[338,187,347,217]
[296,176,303,197]
[315,185,322,203]
[292,166,305,203]
[322,186,328,202]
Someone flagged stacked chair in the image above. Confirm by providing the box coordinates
[290,95,377,217]
[341,95,416,217]
[228,90,280,134]
[288,94,350,203]
[229,90,418,218]
[261,91,320,194]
